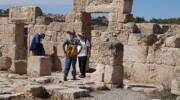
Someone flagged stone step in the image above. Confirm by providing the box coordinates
[51,88,90,100]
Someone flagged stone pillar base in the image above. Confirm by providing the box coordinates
[28,56,52,77]
[14,60,27,75]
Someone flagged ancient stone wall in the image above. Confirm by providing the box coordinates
[28,21,67,72]
[0,17,28,73]
[90,23,180,85]
[0,3,180,88]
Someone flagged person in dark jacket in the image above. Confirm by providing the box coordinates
[30,33,45,56]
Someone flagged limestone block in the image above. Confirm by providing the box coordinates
[28,56,52,77]
[47,22,66,32]
[97,42,124,65]
[57,43,66,57]
[116,32,129,44]
[85,4,112,13]
[128,33,158,46]
[123,45,148,63]
[130,63,175,83]
[30,25,47,35]
[171,79,180,95]
[52,88,89,100]
[160,48,180,66]
[117,14,133,23]
[104,65,123,86]
[123,23,140,33]
[165,34,180,48]
[9,6,42,24]
[137,23,161,34]
[0,17,9,25]
[91,63,105,82]
[0,93,24,100]
[123,61,134,79]
[1,24,16,34]
[177,96,180,100]
[42,41,55,55]
[131,63,150,82]
[13,60,27,75]
[35,16,52,25]
[0,57,12,70]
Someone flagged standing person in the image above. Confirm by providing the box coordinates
[77,33,91,78]
[63,31,82,81]
[30,33,45,56]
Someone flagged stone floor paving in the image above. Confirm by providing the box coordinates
[0,71,159,100]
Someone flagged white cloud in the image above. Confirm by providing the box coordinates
[0,0,73,6]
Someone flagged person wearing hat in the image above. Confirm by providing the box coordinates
[63,31,82,81]
[30,33,45,56]
[77,33,91,78]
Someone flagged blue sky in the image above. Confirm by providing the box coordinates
[0,0,180,19]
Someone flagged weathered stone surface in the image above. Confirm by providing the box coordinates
[47,22,66,32]
[0,57,12,70]
[104,65,123,86]
[128,33,158,46]
[137,23,161,34]
[27,56,52,77]
[29,77,52,84]
[91,63,105,82]
[165,34,180,48]
[9,6,42,24]
[52,88,89,99]
[35,16,52,25]
[13,60,27,75]
[123,45,148,63]
[29,24,47,35]
[0,93,24,100]
[171,79,180,95]
[123,22,140,33]
[177,96,180,100]
[0,17,9,25]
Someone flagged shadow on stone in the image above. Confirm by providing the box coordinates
[51,46,62,72]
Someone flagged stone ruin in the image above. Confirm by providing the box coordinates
[0,0,180,99]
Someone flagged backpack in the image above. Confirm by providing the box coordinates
[66,41,78,57]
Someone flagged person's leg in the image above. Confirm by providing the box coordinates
[78,57,83,76]
[32,50,38,56]
[64,57,71,81]
[82,56,87,77]
[71,57,77,80]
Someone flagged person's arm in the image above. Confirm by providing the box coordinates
[77,40,82,55]
[86,40,91,57]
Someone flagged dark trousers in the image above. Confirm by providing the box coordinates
[78,56,87,77]
[64,57,77,79]
[32,49,45,56]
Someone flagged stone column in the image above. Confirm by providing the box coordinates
[91,41,124,88]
